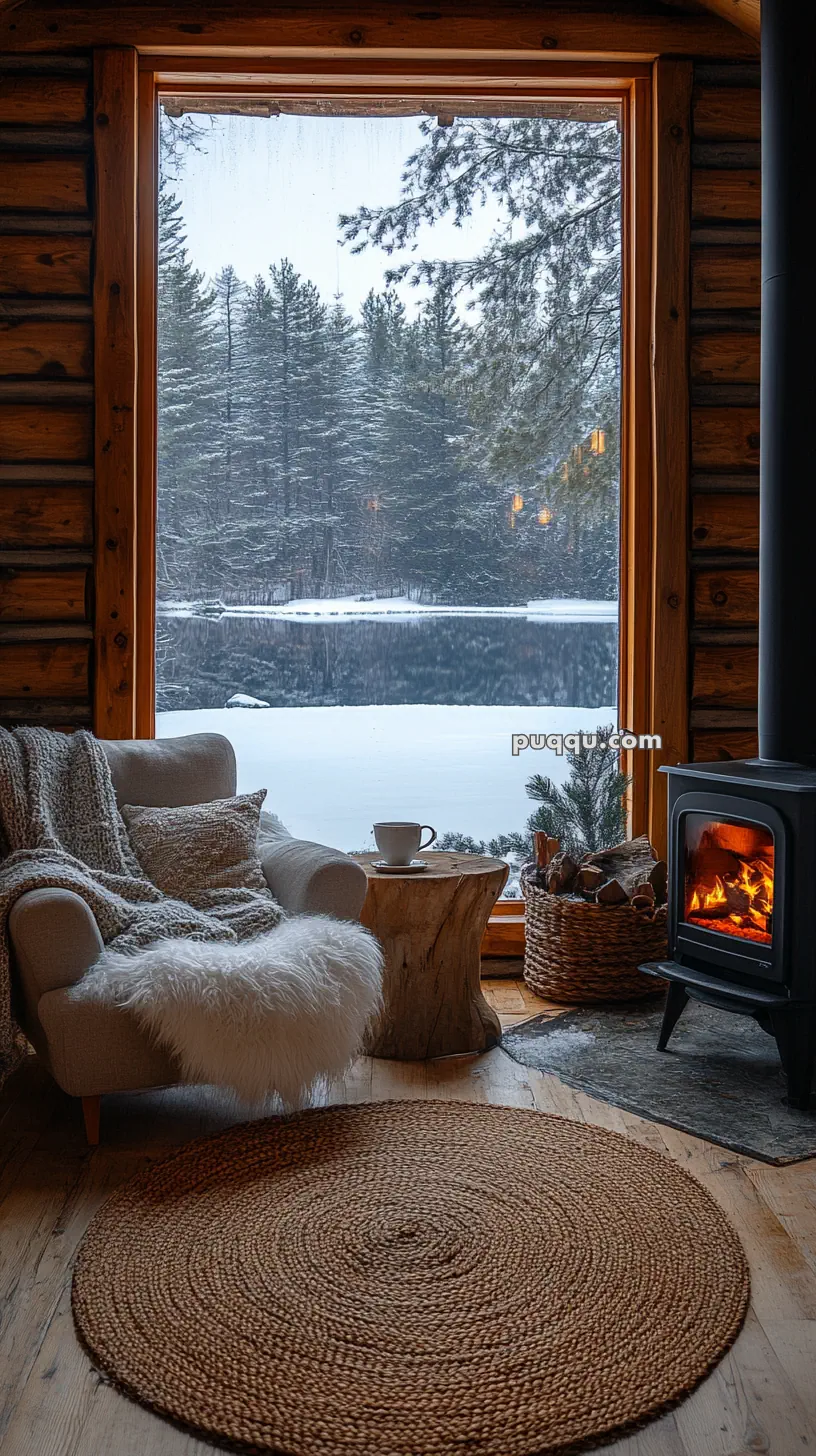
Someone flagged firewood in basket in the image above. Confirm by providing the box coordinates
[596,877,628,905]
[519,860,546,892]
[545,850,578,894]
[649,860,668,903]
[533,832,560,868]
[576,864,605,896]
[581,835,658,899]
[632,881,656,906]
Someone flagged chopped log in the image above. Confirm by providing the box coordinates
[582,835,658,898]
[633,882,656,905]
[546,851,578,895]
[533,832,559,868]
[596,878,628,905]
[632,893,656,912]
[649,861,668,903]
[519,860,546,892]
[576,864,605,895]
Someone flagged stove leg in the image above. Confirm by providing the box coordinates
[657,982,689,1051]
[769,1009,816,1111]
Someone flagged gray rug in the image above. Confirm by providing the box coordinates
[501,998,816,1164]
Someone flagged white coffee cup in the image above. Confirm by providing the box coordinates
[374,821,437,866]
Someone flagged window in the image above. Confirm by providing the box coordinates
[150,90,625,886]
[131,61,670,866]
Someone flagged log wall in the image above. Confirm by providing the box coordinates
[0,53,93,730]
[0,35,762,759]
[689,60,760,762]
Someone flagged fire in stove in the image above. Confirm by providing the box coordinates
[683,816,775,946]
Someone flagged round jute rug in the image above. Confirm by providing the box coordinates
[72,1101,749,1456]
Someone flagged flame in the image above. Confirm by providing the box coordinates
[686,827,774,946]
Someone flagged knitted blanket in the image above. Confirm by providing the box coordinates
[0,726,283,1087]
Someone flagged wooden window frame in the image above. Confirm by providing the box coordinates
[97,51,690,896]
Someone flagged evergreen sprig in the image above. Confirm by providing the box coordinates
[438,726,628,862]
[524,724,629,855]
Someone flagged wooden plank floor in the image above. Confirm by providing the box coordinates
[2,980,815,1455]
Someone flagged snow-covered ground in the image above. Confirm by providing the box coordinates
[157,595,619,625]
[157,703,616,853]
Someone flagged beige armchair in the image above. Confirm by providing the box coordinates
[8,733,368,1143]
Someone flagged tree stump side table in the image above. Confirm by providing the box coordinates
[354,851,508,1060]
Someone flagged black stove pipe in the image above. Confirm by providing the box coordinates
[758,0,816,765]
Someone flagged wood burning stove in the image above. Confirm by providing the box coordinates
[640,0,816,1108]
[644,761,816,1109]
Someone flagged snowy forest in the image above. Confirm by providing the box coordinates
[157,109,623,609]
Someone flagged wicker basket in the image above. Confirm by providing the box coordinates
[523,883,668,1003]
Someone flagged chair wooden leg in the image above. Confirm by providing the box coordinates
[81,1095,101,1146]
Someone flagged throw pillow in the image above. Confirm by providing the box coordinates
[121,789,270,901]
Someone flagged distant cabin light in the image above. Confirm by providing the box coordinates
[511,493,524,513]
[366,498,381,512]
[591,428,606,454]
[537,507,553,526]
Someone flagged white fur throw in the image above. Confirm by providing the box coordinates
[71,915,383,1106]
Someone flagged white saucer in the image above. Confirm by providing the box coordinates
[372,859,429,874]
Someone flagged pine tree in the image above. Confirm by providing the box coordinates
[156,184,219,596]
[358,289,421,593]
[156,112,623,611]
[212,265,246,523]
[524,727,629,855]
[341,114,622,596]
[312,299,363,594]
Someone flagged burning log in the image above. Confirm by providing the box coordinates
[724,882,752,916]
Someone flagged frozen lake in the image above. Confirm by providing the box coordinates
[157,703,617,854]
[156,604,618,712]
[157,598,619,857]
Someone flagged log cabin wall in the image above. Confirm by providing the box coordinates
[0,18,762,767]
[688,59,761,762]
[0,52,93,731]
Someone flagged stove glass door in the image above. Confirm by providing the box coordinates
[683,813,774,948]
